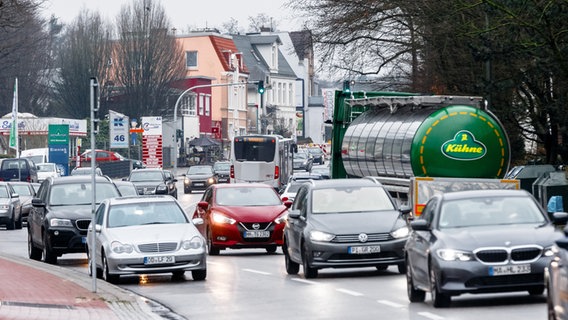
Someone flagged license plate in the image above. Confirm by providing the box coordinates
[349,245,381,254]
[194,183,204,186]
[244,231,270,238]
[489,264,531,276]
[218,178,228,182]
[144,255,175,265]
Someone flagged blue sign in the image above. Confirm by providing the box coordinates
[48,124,69,176]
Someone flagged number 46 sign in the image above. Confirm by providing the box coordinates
[109,110,129,149]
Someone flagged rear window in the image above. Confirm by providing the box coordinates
[1,160,28,170]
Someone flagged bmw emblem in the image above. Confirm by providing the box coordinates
[252,223,260,230]
[358,233,368,243]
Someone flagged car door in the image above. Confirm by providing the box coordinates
[286,185,309,262]
[408,197,438,286]
[194,188,212,236]
[29,181,49,246]
[92,202,106,268]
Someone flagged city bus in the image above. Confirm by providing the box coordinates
[230,135,295,191]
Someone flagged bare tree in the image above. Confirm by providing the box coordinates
[112,0,186,119]
[248,13,279,32]
[52,9,113,119]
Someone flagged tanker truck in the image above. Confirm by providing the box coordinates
[329,91,519,215]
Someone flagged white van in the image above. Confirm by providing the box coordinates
[20,148,49,164]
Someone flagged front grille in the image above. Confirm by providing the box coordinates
[475,246,543,264]
[138,242,178,253]
[75,219,91,231]
[333,233,393,243]
[239,222,272,231]
[465,273,543,287]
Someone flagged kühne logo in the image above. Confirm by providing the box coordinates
[441,130,486,160]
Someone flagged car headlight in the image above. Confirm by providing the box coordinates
[184,178,191,185]
[0,204,9,211]
[110,241,134,254]
[544,246,555,257]
[182,236,204,250]
[390,226,410,239]
[309,230,335,242]
[50,218,73,227]
[212,212,236,225]
[157,184,167,191]
[274,213,288,224]
[207,177,216,185]
[436,249,473,261]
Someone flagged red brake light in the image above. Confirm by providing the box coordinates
[274,166,279,179]
[230,165,234,179]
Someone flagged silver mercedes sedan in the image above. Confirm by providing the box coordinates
[87,195,207,283]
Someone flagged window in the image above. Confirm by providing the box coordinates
[186,51,198,68]
[181,94,196,116]
[205,95,211,116]
[199,94,205,115]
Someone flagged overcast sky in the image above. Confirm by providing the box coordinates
[41,0,304,32]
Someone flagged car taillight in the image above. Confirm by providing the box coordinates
[275,166,279,179]
[26,175,31,182]
[230,165,234,179]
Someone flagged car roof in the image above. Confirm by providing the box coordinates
[50,175,112,185]
[211,182,274,189]
[107,195,177,205]
[307,178,381,189]
[440,188,531,201]
[130,168,163,172]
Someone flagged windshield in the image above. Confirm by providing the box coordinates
[107,202,188,228]
[233,137,276,162]
[129,171,163,182]
[216,187,281,206]
[213,163,231,171]
[10,184,32,196]
[295,152,308,160]
[25,155,44,164]
[49,183,119,205]
[37,163,55,172]
[311,186,395,214]
[0,186,9,198]
[285,182,305,193]
[438,196,547,229]
[187,166,213,175]
[308,148,323,155]
[117,185,138,196]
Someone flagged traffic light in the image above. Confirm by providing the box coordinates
[257,80,265,94]
[176,129,184,139]
[343,80,351,93]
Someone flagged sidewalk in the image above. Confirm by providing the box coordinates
[0,253,171,320]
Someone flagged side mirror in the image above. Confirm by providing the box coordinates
[197,201,209,210]
[552,211,568,226]
[122,178,128,181]
[288,210,300,219]
[409,219,430,231]
[173,179,178,183]
[11,193,19,198]
[95,224,102,233]
[283,200,293,208]
[192,217,204,226]
[31,198,45,207]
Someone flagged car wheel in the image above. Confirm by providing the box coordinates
[184,188,189,194]
[28,230,41,261]
[171,270,185,279]
[207,231,220,256]
[528,286,545,296]
[192,269,207,281]
[283,242,299,275]
[266,245,277,254]
[102,252,119,284]
[15,211,22,230]
[430,265,450,308]
[397,262,407,274]
[88,256,103,279]
[42,232,57,264]
[406,259,426,302]
[6,210,15,230]
[302,243,318,279]
[376,265,388,271]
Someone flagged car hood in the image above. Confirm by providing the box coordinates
[435,224,563,249]
[309,210,403,234]
[47,205,92,219]
[130,181,164,187]
[104,224,198,243]
[0,198,12,205]
[214,205,287,222]
[187,174,214,179]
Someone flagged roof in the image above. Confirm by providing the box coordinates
[441,189,532,201]
[50,175,112,185]
[107,195,176,205]
[309,178,381,189]
[289,30,312,61]
[209,35,249,74]
[212,182,275,189]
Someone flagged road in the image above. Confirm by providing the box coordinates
[0,177,549,320]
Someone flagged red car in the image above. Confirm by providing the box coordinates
[194,183,292,255]
[80,149,123,163]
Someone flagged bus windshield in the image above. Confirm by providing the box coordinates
[233,137,276,162]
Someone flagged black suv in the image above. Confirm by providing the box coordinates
[27,176,121,264]
[0,158,38,183]
[126,168,178,198]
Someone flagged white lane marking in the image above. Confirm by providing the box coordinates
[418,311,445,320]
[291,278,317,285]
[336,288,364,296]
[377,300,404,308]
[243,269,271,275]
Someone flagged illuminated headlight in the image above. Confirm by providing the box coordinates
[50,218,73,227]
[390,226,410,239]
[544,246,555,257]
[111,241,134,254]
[274,213,288,224]
[437,249,472,261]
[184,178,191,185]
[302,161,308,165]
[212,212,236,225]
[157,184,167,191]
[207,177,216,185]
[182,236,204,250]
[0,204,9,211]
[309,230,334,242]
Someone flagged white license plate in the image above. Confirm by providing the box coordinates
[144,255,175,265]
[349,245,381,254]
[194,183,204,186]
[489,264,531,276]
[244,231,270,238]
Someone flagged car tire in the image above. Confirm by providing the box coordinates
[102,252,119,284]
[15,211,22,230]
[528,286,545,296]
[192,269,207,281]
[397,262,407,274]
[430,265,450,308]
[376,265,388,271]
[28,230,41,261]
[266,245,277,254]
[406,259,426,302]
[88,256,103,279]
[6,210,15,230]
[207,231,220,255]
[172,270,185,279]
[283,242,299,275]
[302,243,318,279]
[42,232,57,264]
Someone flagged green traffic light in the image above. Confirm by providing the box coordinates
[257,80,265,94]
